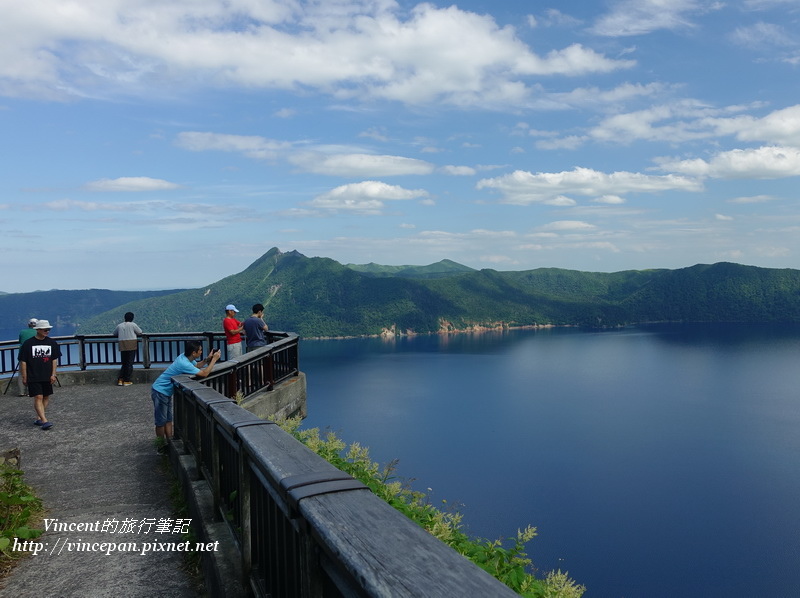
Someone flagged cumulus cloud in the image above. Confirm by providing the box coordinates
[309,181,429,214]
[0,0,633,107]
[476,167,702,205]
[731,104,800,145]
[83,177,181,192]
[657,146,800,179]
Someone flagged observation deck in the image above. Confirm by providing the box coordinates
[1,332,516,597]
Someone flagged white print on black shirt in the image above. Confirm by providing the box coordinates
[32,345,53,361]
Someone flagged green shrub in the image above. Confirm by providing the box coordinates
[278,417,585,598]
[0,464,44,575]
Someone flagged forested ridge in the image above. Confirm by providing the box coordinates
[5,248,800,338]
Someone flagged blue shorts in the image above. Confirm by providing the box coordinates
[151,388,173,427]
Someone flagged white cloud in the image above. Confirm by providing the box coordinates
[551,82,669,109]
[176,131,434,177]
[535,136,588,151]
[591,0,719,37]
[44,198,228,214]
[83,177,181,192]
[175,132,291,160]
[541,220,597,231]
[309,181,429,214]
[290,153,435,177]
[477,167,702,205]
[588,100,739,145]
[0,1,633,107]
[744,0,797,7]
[594,195,626,204]
[439,165,477,176]
[657,146,800,179]
[541,101,800,149]
[732,104,800,146]
[728,194,777,204]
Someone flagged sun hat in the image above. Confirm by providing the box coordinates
[34,320,53,330]
[225,304,239,312]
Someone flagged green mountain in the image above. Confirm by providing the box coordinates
[74,248,800,338]
[0,288,183,334]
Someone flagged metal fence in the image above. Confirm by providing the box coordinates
[1,331,299,400]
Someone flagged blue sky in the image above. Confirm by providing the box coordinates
[2,0,800,293]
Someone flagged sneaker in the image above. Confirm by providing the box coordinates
[117,379,124,386]
[41,422,53,431]
[122,381,133,386]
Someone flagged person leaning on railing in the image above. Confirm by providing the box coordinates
[150,340,221,454]
[113,311,142,386]
[244,303,269,352]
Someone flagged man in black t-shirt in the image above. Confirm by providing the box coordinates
[19,319,62,431]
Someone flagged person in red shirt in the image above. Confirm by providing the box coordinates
[223,304,244,360]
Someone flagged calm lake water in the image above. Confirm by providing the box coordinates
[299,324,800,598]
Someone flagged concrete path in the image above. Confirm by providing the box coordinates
[0,373,202,598]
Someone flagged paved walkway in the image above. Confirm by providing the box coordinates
[0,373,202,598]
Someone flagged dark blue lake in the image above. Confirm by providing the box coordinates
[299,324,800,598]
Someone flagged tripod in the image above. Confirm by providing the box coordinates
[3,360,20,396]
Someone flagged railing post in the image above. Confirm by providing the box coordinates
[142,335,152,369]
[267,352,275,389]
[76,335,87,370]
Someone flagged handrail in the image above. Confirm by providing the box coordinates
[171,377,518,597]
[0,331,299,400]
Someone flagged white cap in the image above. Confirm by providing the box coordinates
[225,304,239,312]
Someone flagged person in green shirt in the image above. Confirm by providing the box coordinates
[16,318,38,396]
